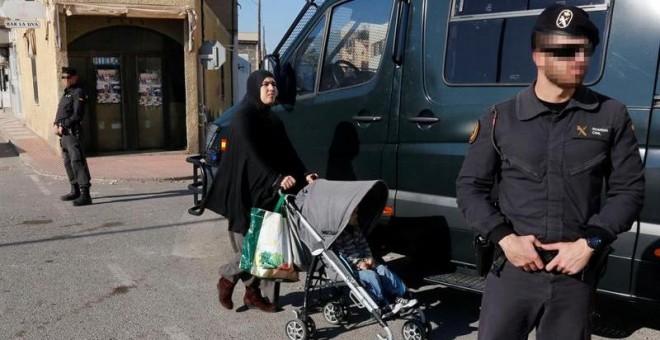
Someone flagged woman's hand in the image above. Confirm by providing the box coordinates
[280,175,296,190]
[305,173,319,184]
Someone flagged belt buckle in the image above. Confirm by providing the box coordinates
[535,247,558,265]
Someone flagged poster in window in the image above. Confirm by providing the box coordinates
[96,68,122,104]
[138,72,162,107]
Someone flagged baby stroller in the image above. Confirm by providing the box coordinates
[282,179,429,340]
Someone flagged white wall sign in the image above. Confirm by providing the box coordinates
[5,19,41,29]
[0,0,47,19]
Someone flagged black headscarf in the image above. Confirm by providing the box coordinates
[207,70,308,233]
[243,70,275,112]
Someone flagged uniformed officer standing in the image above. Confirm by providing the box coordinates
[53,66,92,206]
[456,4,645,340]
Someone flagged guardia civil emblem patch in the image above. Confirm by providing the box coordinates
[556,9,573,28]
[469,120,480,144]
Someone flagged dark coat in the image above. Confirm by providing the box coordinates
[207,70,307,234]
[54,83,87,128]
[456,85,645,245]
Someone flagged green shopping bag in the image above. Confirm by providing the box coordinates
[239,195,286,272]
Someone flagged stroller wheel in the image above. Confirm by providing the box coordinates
[305,316,316,335]
[402,319,427,340]
[322,301,346,325]
[285,319,308,340]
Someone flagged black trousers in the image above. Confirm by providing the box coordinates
[478,261,594,340]
[60,133,91,187]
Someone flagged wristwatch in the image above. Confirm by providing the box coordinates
[586,235,603,251]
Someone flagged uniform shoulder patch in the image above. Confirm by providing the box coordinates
[468,120,480,144]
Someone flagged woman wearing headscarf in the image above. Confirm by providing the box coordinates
[208,70,317,312]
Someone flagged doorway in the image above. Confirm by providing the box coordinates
[68,25,186,153]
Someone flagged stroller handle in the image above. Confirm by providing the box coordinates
[280,190,325,256]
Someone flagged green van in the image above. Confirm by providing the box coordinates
[201,0,660,304]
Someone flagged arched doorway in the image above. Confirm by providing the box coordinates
[68,25,186,153]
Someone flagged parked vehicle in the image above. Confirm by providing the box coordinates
[192,0,660,304]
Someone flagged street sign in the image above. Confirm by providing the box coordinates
[5,19,40,29]
[199,41,226,70]
[0,0,47,19]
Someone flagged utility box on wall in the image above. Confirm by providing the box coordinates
[199,41,225,70]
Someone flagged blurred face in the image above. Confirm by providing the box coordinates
[533,34,592,88]
[61,73,77,87]
[259,77,278,105]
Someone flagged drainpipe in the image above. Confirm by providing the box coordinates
[197,0,207,151]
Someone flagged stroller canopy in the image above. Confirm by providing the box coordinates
[294,179,388,250]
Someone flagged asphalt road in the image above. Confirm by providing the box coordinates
[1,141,659,339]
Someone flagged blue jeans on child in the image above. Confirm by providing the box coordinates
[357,264,407,306]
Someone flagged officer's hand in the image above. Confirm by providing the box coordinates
[53,124,62,137]
[280,175,296,190]
[498,234,544,272]
[536,239,593,275]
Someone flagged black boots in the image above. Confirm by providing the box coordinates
[60,184,80,201]
[73,186,92,206]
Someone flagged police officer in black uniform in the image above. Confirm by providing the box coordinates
[53,66,92,206]
[456,4,645,340]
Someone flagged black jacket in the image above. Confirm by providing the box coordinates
[207,71,307,234]
[456,85,645,245]
[54,83,86,128]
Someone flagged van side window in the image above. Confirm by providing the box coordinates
[293,16,327,96]
[453,0,608,16]
[319,0,391,92]
[444,1,610,85]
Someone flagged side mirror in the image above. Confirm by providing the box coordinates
[264,54,297,108]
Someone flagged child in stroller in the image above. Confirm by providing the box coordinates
[333,207,418,315]
[284,179,428,340]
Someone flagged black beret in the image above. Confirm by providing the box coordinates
[61,66,77,76]
[534,4,600,47]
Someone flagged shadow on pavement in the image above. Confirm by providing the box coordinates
[0,218,222,248]
[91,189,192,205]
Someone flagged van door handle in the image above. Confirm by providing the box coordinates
[352,116,383,123]
[407,117,440,124]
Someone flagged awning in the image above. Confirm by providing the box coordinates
[55,2,198,51]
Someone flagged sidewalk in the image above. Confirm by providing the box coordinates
[0,110,193,182]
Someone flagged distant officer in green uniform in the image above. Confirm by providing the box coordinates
[53,66,92,206]
[456,4,645,339]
